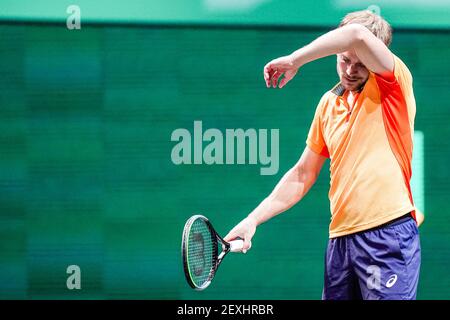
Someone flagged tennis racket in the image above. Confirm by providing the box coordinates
[181,214,246,290]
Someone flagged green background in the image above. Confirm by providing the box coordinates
[0,1,449,300]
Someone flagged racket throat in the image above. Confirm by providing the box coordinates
[213,247,229,273]
[217,251,227,261]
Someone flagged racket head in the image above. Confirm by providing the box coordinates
[182,215,222,290]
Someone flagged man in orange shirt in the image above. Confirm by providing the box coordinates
[225,10,421,299]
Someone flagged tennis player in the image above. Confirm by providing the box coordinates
[225,10,421,300]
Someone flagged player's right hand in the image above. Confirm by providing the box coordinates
[263,54,299,89]
[224,216,257,253]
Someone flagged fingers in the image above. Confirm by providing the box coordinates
[278,77,288,89]
[264,67,286,89]
[223,231,237,243]
[271,71,282,88]
[263,63,273,88]
[225,217,256,253]
[242,235,252,254]
[280,68,299,88]
[278,72,292,88]
[224,230,252,253]
[264,63,283,88]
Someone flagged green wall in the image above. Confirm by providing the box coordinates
[0,22,449,299]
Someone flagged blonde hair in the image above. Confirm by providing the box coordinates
[339,10,392,46]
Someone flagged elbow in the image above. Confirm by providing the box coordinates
[296,164,319,189]
[339,23,367,49]
[349,23,369,47]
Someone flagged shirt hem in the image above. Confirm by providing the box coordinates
[329,206,415,239]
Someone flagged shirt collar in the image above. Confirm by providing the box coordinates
[330,79,368,97]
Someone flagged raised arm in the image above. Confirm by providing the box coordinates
[224,146,327,251]
[264,24,394,88]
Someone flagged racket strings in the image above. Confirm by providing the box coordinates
[187,219,215,287]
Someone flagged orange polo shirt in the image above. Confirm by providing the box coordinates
[307,55,416,238]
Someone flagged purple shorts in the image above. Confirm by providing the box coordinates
[322,213,421,300]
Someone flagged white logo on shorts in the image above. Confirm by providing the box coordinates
[386,274,398,288]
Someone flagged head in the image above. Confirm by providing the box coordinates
[337,10,393,91]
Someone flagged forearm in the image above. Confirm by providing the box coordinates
[247,166,317,226]
[290,24,362,68]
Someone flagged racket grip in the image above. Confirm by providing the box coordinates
[229,239,251,253]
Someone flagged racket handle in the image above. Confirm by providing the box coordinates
[229,239,251,253]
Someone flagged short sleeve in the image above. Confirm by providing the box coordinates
[306,93,330,158]
[392,55,413,91]
[374,54,416,128]
[375,54,413,94]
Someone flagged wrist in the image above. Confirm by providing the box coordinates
[289,49,304,69]
[246,212,260,227]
